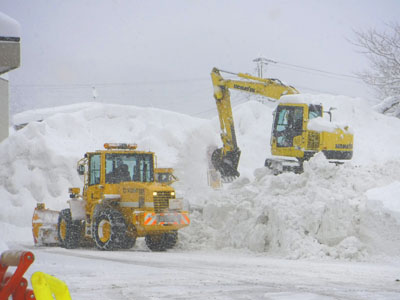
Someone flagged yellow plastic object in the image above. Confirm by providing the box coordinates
[31,271,72,300]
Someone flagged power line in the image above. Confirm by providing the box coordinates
[275,60,360,80]
[254,57,362,81]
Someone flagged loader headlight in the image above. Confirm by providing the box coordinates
[153,192,157,196]
[171,191,175,196]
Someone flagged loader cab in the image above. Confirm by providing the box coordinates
[82,144,156,203]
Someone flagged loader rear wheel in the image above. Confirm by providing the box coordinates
[57,209,81,249]
[93,208,126,250]
[164,231,178,249]
[145,231,178,251]
[145,234,167,251]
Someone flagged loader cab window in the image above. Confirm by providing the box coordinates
[134,155,154,183]
[308,104,322,120]
[274,106,304,147]
[105,153,154,184]
[156,172,172,183]
[89,154,101,185]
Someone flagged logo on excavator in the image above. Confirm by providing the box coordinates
[233,84,255,93]
[335,144,353,149]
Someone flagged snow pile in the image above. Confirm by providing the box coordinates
[373,95,400,118]
[182,155,400,259]
[1,94,400,261]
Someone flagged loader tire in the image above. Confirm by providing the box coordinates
[120,235,136,250]
[120,225,137,249]
[145,234,167,251]
[58,209,81,249]
[93,208,126,250]
[145,232,178,251]
[164,231,178,249]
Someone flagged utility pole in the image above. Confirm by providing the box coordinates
[253,57,276,78]
[92,86,98,101]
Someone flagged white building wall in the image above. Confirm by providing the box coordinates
[0,77,9,142]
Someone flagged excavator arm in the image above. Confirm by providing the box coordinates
[210,67,299,181]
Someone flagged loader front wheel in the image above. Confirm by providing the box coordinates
[93,208,126,250]
[58,209,81,249]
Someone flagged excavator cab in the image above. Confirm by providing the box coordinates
[268,102,353,172]
[272,103,322,148]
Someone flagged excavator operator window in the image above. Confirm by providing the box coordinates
[308,104,322,120]
[274,106,304,147]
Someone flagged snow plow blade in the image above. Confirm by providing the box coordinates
[211,147,241,181]
[32,203,59,246]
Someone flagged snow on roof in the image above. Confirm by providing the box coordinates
[307,117,352,133]
[0,12,20,38]
[279,94,322,105]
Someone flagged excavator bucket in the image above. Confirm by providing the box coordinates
[32,203,59,246]
[211,147,241,181]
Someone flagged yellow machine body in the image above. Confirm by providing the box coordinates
[210,68,353,178]
[270,102,353,161]
[34,143,189,251]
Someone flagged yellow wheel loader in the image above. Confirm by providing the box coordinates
[33,143,190,251]
[210,67,353,180]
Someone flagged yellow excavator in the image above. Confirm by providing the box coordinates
[210,67,353,180]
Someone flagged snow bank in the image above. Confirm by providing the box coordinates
[182,154,400,259]
[373,95,400,118]
[1,94,400,261]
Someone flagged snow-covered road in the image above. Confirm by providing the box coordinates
[19,244,400,299]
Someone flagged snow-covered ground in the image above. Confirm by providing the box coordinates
[1,93,400,299]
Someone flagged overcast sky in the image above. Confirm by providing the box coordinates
[2,0,400,117]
